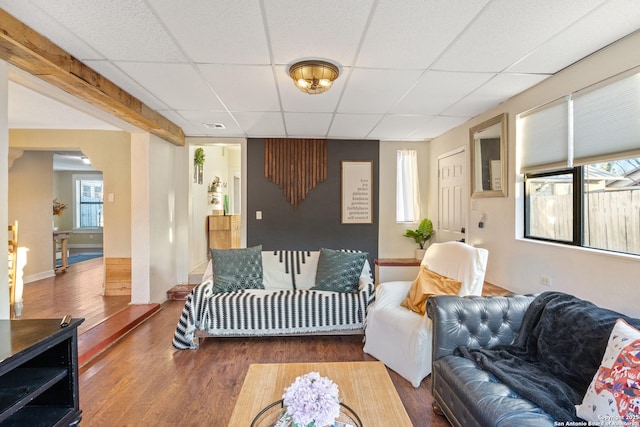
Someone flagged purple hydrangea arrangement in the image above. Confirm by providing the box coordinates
[281,372,341,427]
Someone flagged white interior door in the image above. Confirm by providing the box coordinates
[438,149,467,242]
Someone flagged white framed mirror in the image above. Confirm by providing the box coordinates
[470,113,508,198]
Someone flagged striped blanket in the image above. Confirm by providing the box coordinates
[173,250,375,349]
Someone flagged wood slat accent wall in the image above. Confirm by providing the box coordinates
[104,258,131,296]
[264,138,327,209]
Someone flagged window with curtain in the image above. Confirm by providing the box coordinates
[520,68,640,255]
[396,149,421,223]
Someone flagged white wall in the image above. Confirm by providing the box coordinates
[378,141,430,258]
[0,61,8,319]
[131,133,189,304]
[148,134,184,303]
[130,133,151,303]
[428,31,640,318]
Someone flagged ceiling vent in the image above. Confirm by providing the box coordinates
[203,123,226,129]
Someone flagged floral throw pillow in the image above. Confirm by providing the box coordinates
[312,248,368,293]
[210,245,264,293]
[575,318,640,424]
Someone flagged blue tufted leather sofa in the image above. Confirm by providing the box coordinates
[427,294,556,427]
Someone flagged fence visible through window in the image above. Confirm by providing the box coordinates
[526,159,640,255]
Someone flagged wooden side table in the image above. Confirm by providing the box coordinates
[374,258,421,286]
[53,230,72,273]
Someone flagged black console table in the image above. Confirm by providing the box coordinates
[0,318,84,426]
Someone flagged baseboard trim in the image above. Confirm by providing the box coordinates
[24,270,55,284]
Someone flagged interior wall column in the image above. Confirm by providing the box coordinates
[130,132,151,303]
[0,60,9,319]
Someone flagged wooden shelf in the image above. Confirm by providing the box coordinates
[374,258,421,267]
[0,368,67,419]
[0,318,83,426]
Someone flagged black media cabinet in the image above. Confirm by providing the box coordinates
[0,318,84,426]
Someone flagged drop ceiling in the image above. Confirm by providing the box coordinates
[2,0,640,141]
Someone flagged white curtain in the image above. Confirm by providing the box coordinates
[396,149,421,223]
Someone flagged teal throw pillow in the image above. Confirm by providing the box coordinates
[210,245,264,293]
[312,248,368,293]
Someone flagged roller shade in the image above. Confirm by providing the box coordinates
[573,70,640,165]
[519,97,571,173]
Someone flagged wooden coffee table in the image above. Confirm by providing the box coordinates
[228,361,412,426]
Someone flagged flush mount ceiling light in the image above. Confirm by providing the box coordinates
[288,60,339,95]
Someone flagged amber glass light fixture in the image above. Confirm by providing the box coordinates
[288,60,339,95]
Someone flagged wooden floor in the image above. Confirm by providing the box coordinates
[18,257,130,335]
[19,257,160,366]
[21,257,510,426]
[79,300,452,427]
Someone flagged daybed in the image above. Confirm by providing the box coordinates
[427,291,640,427]
[173,247,374,350]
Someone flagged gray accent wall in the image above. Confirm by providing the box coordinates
[247,138,379,267]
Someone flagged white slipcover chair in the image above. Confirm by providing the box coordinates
[363,241,489,387]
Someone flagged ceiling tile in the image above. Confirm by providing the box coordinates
[357,0,490,69]
[442,94,503,118]
[116,62,225,110]
[328,114,383,139]
[179,110,244,136]
[84,60,170,111]
[159,110,205,136]
[407,116,470,140]
[233,112,286,137]
[0,1,105,61]
[390,71,495,115]
[264,0,375,66]
[338,68,424,114]
[198,64,280,111]
[27,0,187,62]
[507,0,640,74]
[283,112,333,137]
[433,0,608,72]
[4,0,640,140]
[474,73,551,99]
[368,115,431,140]
[150,0,271,64]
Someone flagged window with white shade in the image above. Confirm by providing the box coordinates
[520,68,640,255]
[396,149,421,223]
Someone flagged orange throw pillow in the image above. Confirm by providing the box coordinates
[401,265,461,315]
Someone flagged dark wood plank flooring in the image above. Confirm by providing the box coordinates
[19,257,130,335]
[81,283,509,426]
[80,300,452,427]
[20,256,511,426]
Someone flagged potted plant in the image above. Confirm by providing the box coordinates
[193,147,205,184]
[403,218,434,260]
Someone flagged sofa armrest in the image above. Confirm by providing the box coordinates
[426,294,536,361]
[371,281,412,309]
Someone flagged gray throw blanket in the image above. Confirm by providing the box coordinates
[456,291,640,422]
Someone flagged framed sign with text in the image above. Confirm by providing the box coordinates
[341,161,373,224]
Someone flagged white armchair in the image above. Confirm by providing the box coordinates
[363,241,489,387]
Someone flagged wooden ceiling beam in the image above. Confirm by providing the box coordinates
[0,9,185,146]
